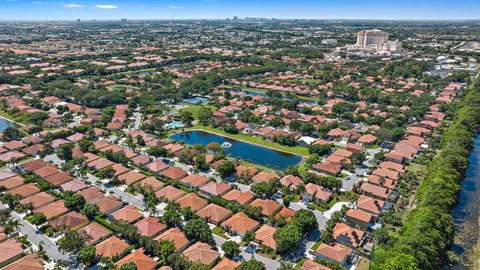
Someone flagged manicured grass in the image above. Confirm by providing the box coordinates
[185,124,310,157]
[212,226,229,239]
[356,257,371,270]
[178,103,217,119]
[0,110,25,126]
[408,162,427,174]
[310,240,322,251]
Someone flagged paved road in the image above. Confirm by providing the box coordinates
[86,173,145,210]
[0,204,82,268]
[213,235,281,270]
[133,112,142,130]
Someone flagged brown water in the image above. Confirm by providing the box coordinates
[451,136,480,270]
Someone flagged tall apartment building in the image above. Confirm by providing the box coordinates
[356,29,388,48]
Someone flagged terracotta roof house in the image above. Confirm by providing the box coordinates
[160,166,188,181]
[96,195,124,214]
[8,183,39,197]
[155,227,190,252]
[155,185,186,202]
[222,212,260,236]
[32,165,59,178]
[50,211,88,230]
[332,223,365,248]
[60,179,87,193]
[199,182,231,197]
[345,209,375,230]
[0,239,24,268]
[99,144,124,154]
[34,200,68,220]
[115,249,156,270]
[0,169,16,181]
[360,183,391,200]
[367,175,397,191]
[235,165,258,180]
[302,183,333,203]
[20,192,54,209]
[131,154,151,166]
[87,158,114,171]
[196,203,232,225]
[44,172,73,186]
[110,205,144,223]
[379,161,406,173]
[51,139,69,149]
[0,151,25,162]
[77,187,104,203]
[21,144,43,156]
[212,257,240,270]
[144,160,168,174]
[176,193,208,212]
[93,140,110,150]
[136,177,164,191]
[164,143,184,154]
[312,162,342,176]
[179,174,209,189]
[251,198,282,216]
[279,175,303,190]
[275,207,296,222]
[254,224,277,250]
[118,170,147,185]
[182,242,220,267]
[314,243,354,266]
[110,164,130,177]
[134,217,167,238]
[78,222,111,244]
[356,195,385,216]
[251,172,280,184]
[95,236,130,258]
[299,259,331,270]
[20,159,47,172]
[3,140,26,151]
[0,175,24,190]
[221,189,255,206]
[372,168,399,181]
[82,153,100,163]
[66,132,85,143]
[1,252,44,270]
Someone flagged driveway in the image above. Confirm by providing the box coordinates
[0,204,82,269]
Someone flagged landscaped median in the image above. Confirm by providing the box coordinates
[184,124,311,157]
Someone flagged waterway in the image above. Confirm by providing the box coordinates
[451,136,480,270]
[0,117,15,132]
[170,130,303,170]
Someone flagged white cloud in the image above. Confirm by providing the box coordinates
[64,3,84,8]
[96,4,118,9]
[169,5,184,9]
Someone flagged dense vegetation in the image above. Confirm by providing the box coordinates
[372,79,480,269]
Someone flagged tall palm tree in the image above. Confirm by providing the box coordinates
[7,219,21,235]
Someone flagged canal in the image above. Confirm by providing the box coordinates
[451,136,480,270]
[170,130,303,170]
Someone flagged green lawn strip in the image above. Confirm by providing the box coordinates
[184,124,310,157]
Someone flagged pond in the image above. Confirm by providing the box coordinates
[170,130,303,170]
[451,135,480,270]
[0,117,15,132]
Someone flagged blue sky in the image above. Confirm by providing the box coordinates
[0,0,479,20]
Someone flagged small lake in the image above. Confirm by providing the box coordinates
[170,130,303,170]
[0,117,15,132]
[451,135,480,270]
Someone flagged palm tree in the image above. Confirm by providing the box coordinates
[7,219,21,235]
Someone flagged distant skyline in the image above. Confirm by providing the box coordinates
[0,0,479,21]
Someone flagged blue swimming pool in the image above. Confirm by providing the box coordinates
[170,130,303,170]
[0,117,15,132]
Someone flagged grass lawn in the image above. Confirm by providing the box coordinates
[356,257,371,270]
[178,103,217,119]
[408,162,427,174]
[0,110,25,126]
[220,84,318,102]
[185,124,310,157]
[212,226,229,239]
